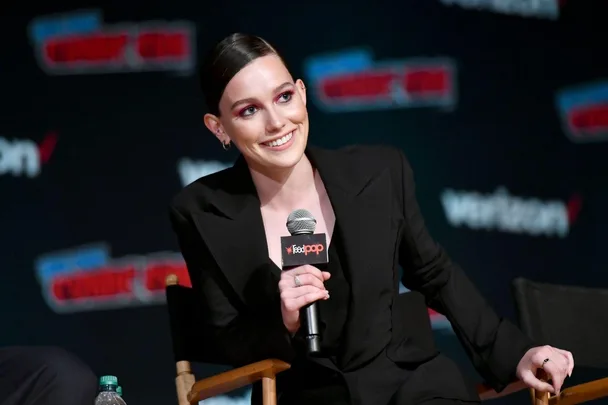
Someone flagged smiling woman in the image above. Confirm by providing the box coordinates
[200,34,309,178]
[168,32,574,405]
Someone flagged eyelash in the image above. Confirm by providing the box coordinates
[238,90,294,118]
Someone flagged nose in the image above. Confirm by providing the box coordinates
[265,106,287,133]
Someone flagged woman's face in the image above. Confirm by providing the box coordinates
[206,54,309,174]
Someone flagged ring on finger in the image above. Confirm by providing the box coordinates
[294,275,302,287]
[541,358,550,369]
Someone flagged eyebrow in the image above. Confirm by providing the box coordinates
[230,81,294,110]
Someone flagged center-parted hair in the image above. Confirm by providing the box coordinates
[198,33,286,116]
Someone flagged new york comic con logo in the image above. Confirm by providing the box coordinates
[27,9,196,75]
[555,80,608,143]
[303,48,457,112]
[35,243,190,313]
[286,243,325,255]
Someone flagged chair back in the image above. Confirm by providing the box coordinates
[512,277,608,368]
[165,276,227,365]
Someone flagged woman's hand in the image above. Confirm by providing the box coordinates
[516,345,574,394]
[278,265,331,334]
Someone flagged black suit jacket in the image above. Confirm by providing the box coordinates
[169,144,535,401]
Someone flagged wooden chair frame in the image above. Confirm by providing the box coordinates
[175,356,289,405]
[166,275,608,405]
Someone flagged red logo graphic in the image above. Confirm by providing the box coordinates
[304,48,456,112]
[35,243,190,313]
[288,244,325,255]
[28,10,196,75]
[556,81,608,143]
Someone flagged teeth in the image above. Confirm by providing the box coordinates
[264,131,293,147]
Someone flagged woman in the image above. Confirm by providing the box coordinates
[169,33,574,405]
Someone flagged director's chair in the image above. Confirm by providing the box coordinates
[166,274,560,404]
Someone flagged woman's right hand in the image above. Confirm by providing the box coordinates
[278,265,331,334]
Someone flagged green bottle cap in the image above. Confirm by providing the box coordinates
[117,386,122,396]
[99,375,118,387]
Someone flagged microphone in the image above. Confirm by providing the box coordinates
[281,209,328,356]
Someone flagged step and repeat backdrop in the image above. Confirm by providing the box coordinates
[1,1,607,404]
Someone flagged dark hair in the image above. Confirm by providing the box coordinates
[199,33,284,116]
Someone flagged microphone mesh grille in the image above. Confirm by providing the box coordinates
[286,209,317,235]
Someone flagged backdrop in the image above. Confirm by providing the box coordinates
[1,1,607,404]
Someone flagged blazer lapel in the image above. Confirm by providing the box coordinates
[308,146,396,370]
[190,157,280,311]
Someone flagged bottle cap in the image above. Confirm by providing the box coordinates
[99,375,118,387]
[117,386,122,396]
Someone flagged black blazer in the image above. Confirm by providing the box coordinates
[168,144,534,400]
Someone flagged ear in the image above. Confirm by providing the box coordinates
[295,78,307,106]
[203,113,229,144]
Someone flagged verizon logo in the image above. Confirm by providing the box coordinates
[0,132,58,178]
[440,187,581,238]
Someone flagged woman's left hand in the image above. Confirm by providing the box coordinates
[516,345,574,394]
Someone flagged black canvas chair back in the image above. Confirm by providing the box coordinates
[512,277,608,369]
[165,281,227,365]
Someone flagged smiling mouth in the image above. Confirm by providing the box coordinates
[261,131,294,147]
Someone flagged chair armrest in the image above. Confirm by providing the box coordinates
[477,380,528,401]
[549,376,608,405]
[188,359,290,403]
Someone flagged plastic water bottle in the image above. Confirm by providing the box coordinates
[94,375,127,405]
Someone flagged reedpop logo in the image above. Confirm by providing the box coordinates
[286,244,325,255]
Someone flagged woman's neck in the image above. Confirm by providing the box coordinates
[249,155,317,211]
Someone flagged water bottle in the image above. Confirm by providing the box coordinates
[94,375,127,405]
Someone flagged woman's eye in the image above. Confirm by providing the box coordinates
[278,91,293,102]
[240,106,257,117]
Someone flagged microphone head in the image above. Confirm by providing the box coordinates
[286,209,317,235]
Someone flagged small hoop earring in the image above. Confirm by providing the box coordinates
[222,141,231,151]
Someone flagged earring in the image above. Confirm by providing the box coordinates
[222,141,231,151]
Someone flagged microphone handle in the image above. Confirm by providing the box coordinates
[301,301,322,355]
